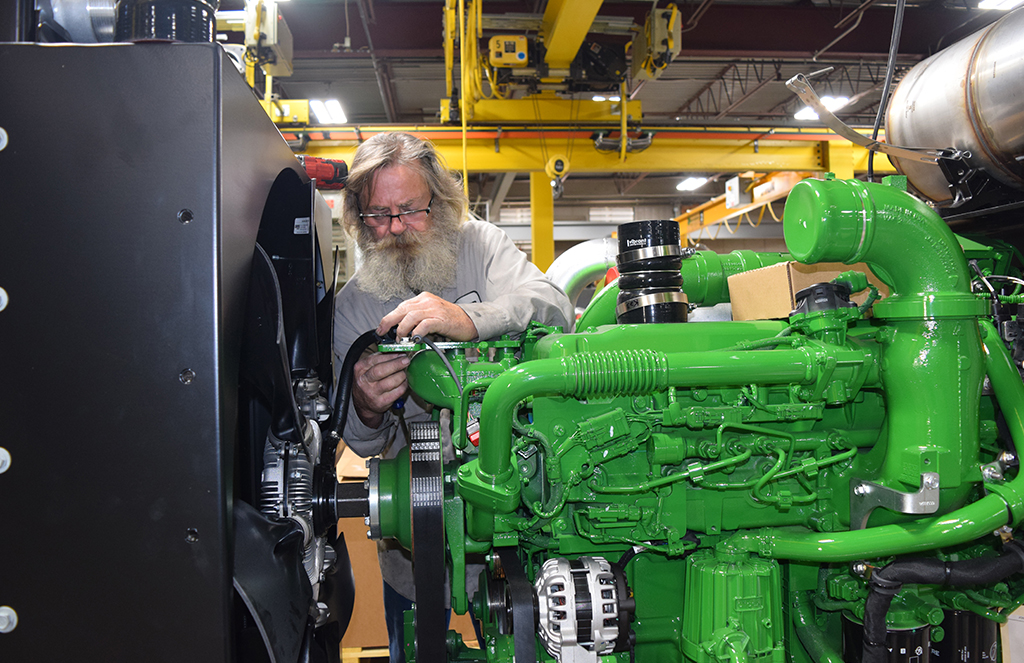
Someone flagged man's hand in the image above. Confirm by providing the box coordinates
[377,292,479,341]
[352,352,411,429]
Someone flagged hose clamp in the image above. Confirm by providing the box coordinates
[617,244,683,264]
[615,292,688,317]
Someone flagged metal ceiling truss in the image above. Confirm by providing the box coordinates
[664,59,913,124]
[674,61,782,120]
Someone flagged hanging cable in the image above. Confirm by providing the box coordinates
[867,0,906,182]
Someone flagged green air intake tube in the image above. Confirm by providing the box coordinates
[784,175,988,495]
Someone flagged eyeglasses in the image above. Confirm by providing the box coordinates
[358,195,433,228]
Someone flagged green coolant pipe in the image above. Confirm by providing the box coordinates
[577,250,790,328]
[793,591,844,663]
[725,321,1024,561]
[469,346,825,501]
[784,175,988,492]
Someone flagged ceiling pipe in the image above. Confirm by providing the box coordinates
[355,0,397,123]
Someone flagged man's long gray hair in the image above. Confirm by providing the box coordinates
[341,132,467,239]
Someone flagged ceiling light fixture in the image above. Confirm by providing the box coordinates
[978,0,1022,8]
[592,95,607,102]
[794,95,849,121]
[310,99,347,124]
[677,176,708,191]
[324,99,347,123]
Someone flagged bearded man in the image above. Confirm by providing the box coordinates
[332,132,573,661]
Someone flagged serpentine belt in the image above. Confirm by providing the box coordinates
[496,547,537,663]
[410,421,446,662]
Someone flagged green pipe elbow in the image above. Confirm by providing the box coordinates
[783,176,984,319]
[793,592,845,663]
[980,320,1024,522]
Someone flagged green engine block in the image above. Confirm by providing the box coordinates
[364,175,1024,663]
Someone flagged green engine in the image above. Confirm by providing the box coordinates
[361,175,1024,663]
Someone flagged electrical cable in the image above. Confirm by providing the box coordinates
[867,0,906,182]
[862,541,1024,663]
[325,329,381,452]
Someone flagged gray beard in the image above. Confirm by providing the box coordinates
[354,218,461,302]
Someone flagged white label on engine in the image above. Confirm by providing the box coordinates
[294,217,311,234]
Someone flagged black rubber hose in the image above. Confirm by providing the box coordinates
[325,329,382,457]
[862,541,1024,663]
[867,0,906,183]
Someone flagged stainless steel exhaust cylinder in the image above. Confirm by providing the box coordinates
[885,7,1024,204]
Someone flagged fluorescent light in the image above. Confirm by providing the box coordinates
[499,208,531,224]
[324,99,347,123]
[589,207,635,223]
[794,95,849,121]
[677,176,708,191]
[979,0,1022,8]
[310,99,347,124]
[592,95,606,102]
[609,96,621,102]
[310,100,331,124]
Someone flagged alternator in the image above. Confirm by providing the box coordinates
[535,556,628,663]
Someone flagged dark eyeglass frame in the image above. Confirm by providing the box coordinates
[358,194,434,227]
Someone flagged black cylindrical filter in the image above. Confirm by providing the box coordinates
[931,610,998,663]
[115,0,217,42]
[842,613,931,663]
[615,220,688,324]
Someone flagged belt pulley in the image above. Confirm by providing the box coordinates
[410,421,447,662]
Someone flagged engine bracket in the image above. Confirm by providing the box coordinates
[850,472,941,530]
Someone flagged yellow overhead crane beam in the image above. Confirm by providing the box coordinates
[541,0,605,71]
[291,126,896,176]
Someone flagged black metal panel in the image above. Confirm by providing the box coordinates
[0,43,305,661]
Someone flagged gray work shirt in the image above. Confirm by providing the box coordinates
[333,219,574,600]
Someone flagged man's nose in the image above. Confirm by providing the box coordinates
[388,215,407,234]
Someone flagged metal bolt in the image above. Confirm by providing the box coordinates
[851,561,868,577]
[364,516,370,526]
[0,448,10,474]
[982,464,1004,482]
[0,606,18,633]
[553,425,565,436]
[0,127,8,152]
[923,475,939,489]
[363,479,369,490]
[0,287,7,312]
[177,209,194,224]
[185,528,199,544]
[853,485,868,495]
[179,369,196,385]
[366,529,372,539]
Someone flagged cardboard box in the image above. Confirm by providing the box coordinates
[727,261,889,321]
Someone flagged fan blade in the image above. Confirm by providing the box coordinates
[234,500,312,663]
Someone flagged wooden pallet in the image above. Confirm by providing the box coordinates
[340,646,390,661]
